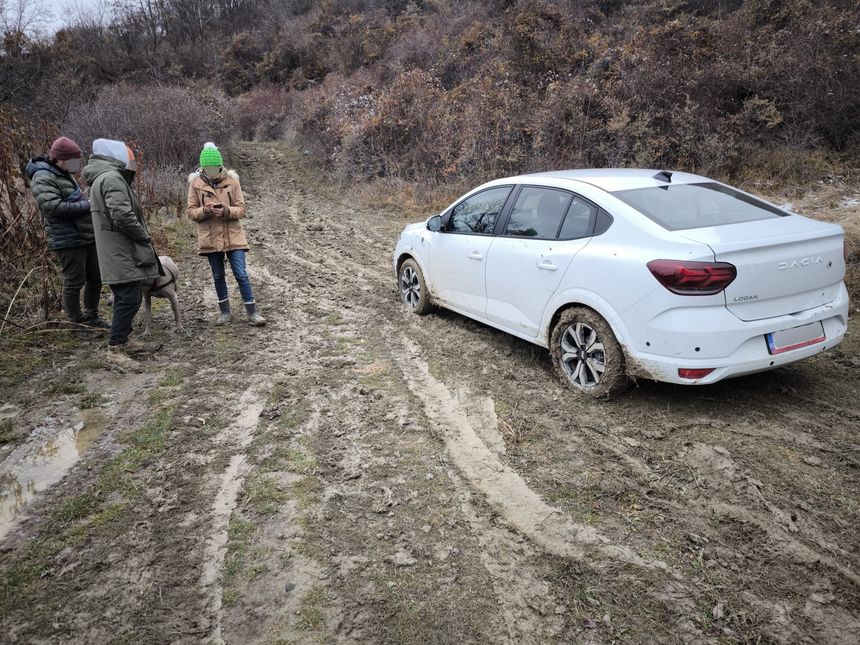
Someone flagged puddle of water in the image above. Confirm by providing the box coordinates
[0,408,109,542]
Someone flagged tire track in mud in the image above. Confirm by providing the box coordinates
[392,335,673,574]
[199,387,266,643]
[232,146,596,640]
[243,152,610,577]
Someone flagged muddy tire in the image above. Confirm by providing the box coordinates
[398,259,433,315]
[549,306,630,399]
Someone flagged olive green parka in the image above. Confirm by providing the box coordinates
[82,155,159,285]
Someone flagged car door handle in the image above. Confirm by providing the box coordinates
[468,251,484,261]
[537,259,558,271]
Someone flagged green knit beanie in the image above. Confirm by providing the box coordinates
[199,142,223,168]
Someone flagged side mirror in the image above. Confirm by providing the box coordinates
[427,215,443,232]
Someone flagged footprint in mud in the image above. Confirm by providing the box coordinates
[678,442,739,489]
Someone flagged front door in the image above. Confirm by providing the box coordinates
[428,185,513,318]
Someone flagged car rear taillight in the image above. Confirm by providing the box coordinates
[647,259,737,295]
[678,368,715,379]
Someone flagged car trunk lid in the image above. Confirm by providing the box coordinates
[680,216,845,321]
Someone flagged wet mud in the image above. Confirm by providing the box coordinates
[0,142,857,643]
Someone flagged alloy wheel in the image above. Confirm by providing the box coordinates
[559,322,606,388]
[400,266,420,309]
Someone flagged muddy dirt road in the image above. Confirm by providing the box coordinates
[1,143,858,643]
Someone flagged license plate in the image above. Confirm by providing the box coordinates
[766,322,825,355]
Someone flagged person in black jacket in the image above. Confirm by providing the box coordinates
[26,137,108,327]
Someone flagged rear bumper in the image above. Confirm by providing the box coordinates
[624,284,849,385]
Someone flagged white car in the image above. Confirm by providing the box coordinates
[393,169,849,397]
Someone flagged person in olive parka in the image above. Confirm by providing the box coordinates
[82,138,160,367]
[26,136,108,327]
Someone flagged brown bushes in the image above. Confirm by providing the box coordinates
[0,106,59,330]
[281,0,858,187]
[235,86,293,141]
[63,83,234,168]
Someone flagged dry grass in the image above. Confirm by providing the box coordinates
[350,176,467,220]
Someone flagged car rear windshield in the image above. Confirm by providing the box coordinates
[612,182,789,231]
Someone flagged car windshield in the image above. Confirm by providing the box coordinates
[612,182,789,231]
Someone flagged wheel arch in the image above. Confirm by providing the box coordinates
[395,251,415,274]
[542,293,632,352]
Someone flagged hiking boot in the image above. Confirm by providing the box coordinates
[247,312,267,327]
[106,344,142,373]
[215,298,232,326]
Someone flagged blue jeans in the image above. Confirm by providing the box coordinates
[207,250,254,304]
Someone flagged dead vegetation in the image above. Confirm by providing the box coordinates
[2,0,858,329]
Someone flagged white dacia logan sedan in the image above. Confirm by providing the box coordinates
[393,169,849,398]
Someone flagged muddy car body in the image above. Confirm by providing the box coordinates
[394,169,850,397]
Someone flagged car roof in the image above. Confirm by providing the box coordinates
[496,168,712,193]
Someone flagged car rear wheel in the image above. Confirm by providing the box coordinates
[398,259,433,315]
[550,307,630,399]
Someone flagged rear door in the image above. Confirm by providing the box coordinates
[485,187,596,338]
[428,185,513,318]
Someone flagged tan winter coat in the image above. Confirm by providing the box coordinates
[186,169,250,254]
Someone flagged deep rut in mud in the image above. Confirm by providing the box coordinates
[0,142,857,644]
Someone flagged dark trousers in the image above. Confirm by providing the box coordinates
[108,282,143,345]
[54,243,101,321]
[207,250,255,303]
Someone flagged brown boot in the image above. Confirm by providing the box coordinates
[106,344,142,373]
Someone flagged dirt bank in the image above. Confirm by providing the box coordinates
[0,143,857,643]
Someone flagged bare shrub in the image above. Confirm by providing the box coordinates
[63,83,234,168]
[284,0,858,188]
[235,86,292,141]
[336,69,455,181]
[0,105,60,331]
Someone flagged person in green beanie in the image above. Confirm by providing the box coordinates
[186,142,266,326]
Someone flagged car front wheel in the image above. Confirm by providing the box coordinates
[398,259,433,315]
[550,306,630,399]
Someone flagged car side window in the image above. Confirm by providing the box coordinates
[448,186,512,234]
[558,197,598,239]
[504,187,573,239]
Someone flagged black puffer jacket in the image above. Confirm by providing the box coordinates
[25,157,94,250]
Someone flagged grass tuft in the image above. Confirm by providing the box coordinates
[297,586,327,631]
[245,474,288,515]
[0,419,15,444]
